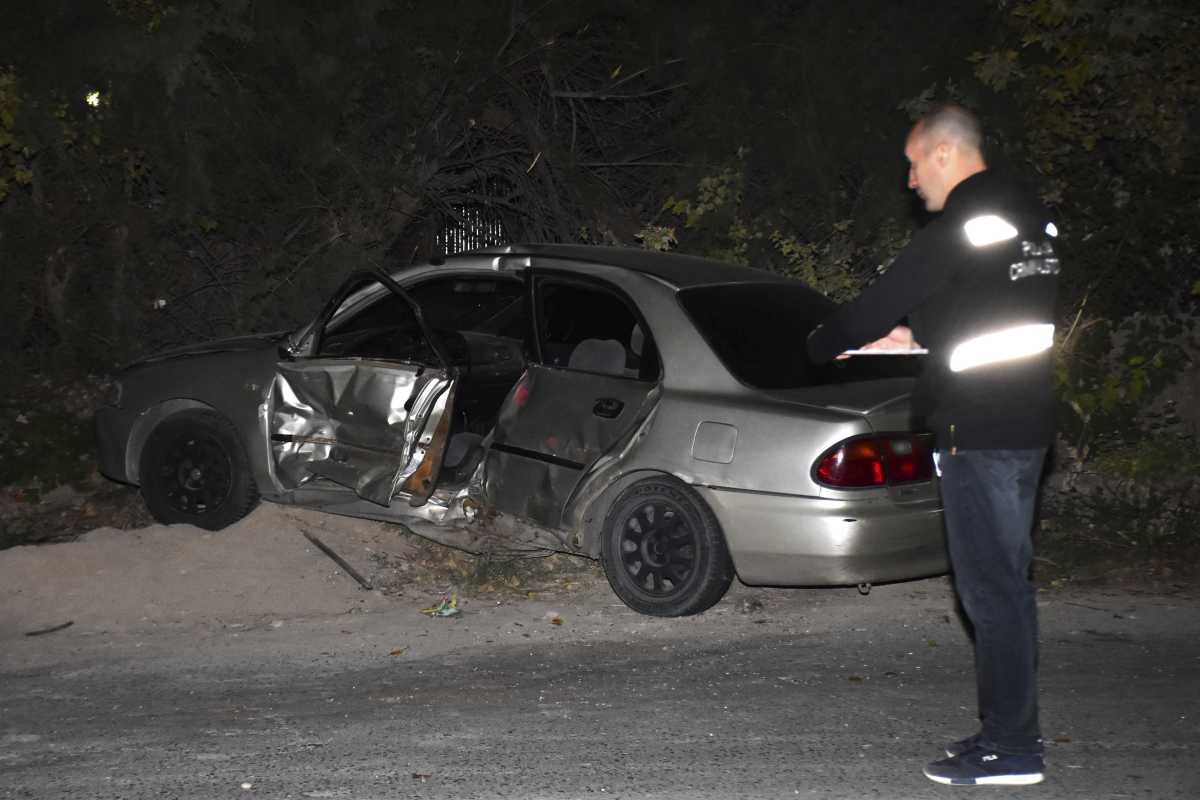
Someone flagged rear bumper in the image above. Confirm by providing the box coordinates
[696,486,948,586]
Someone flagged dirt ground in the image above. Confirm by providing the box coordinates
[2,486,1196,651]
[0,500,610,643]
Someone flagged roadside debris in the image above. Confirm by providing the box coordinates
[301,529,373,590]
[421,592,460,617]
[40,485,84,509]
[738,597,765,614]
[24,620,73,637]
[545,611,564,626]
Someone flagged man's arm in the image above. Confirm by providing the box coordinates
[806,226,952,363]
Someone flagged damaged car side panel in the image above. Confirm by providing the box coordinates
[484,365,658,529]
[268,360,454,507]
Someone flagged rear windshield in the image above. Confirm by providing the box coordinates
[677,283,922,389]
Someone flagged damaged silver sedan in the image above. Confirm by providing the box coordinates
[96,244,947,616]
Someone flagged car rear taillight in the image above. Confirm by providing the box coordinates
[813,433,934,488]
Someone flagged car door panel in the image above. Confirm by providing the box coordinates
[486,365,655,528]
[492,366,652,465]
[269,359,453,507]
[482,266,660,529]
[266,269,459,508]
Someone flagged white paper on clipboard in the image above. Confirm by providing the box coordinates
[839,348,929,355]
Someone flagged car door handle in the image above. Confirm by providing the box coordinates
[593,398,624,419]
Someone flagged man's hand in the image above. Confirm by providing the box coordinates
[862,325,919,350]
[836,325,921,359]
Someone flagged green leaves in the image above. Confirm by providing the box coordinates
[969,49,1023,91]
[635,224,677,252]
[0,67,29,205]
[1058,305,1191,470]
[768,228,859,301]
[662,164,744,229]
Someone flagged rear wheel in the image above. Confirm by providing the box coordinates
[139,410,258,530]
[599,478,734,617]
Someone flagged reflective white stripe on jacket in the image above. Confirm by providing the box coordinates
[948,323,1055,373]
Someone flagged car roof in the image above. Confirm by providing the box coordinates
[443,243,801,290]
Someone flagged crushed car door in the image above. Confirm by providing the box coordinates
[268,270,456,508]
[484,272,661,528]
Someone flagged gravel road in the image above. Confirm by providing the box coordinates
[1,505,1197,799]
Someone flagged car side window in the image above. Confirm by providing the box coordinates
[406,276,527,340]
[536,278,660,380]
[316,274,529,366]
[317,282,435,363]
[403,275,529,368]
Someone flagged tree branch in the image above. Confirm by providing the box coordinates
[551,82,688,100]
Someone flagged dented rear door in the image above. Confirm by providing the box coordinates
[484,271,660,528]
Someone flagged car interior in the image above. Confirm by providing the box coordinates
[314,272,660,492]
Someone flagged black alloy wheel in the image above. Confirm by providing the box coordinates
[139,410,259,530]
[600,477,733,617]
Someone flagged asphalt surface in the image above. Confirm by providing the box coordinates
[2,579,1197,800]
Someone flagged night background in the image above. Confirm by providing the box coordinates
[1,0,1197,566]
[1,3,1199,798]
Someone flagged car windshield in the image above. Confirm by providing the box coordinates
[677,283,923,390]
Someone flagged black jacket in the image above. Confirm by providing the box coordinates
[806,169,1059,450]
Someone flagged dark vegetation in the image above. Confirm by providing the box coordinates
[1,0,1197,579]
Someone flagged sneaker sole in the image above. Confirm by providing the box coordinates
[924,769,1045,786]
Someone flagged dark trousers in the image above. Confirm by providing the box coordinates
[937,447,1047,756]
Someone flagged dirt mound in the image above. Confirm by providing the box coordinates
[0,503,413,638]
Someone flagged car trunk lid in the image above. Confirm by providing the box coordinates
[760,377,917,430]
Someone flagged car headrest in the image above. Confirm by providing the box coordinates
[567,338,627,376]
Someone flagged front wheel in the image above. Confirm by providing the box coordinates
[599,478,734,617]
[139,410,259,530]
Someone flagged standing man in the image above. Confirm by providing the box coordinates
[807,105,1060,786]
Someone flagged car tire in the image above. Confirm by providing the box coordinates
[139,410,259,530]
[600,477,734,617]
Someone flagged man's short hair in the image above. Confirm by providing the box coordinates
[915,104,983,155]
